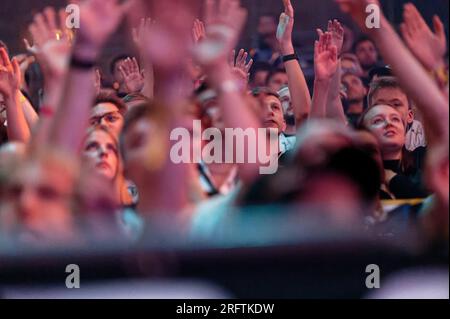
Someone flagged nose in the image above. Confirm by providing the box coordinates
[384,119,396,129]
[266,104,275,117]
[98,146,109,158]
[99,117,109,127]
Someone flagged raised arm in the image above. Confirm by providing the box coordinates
[132,18,154,100]
[336,0,449,145]
[310,32,338,119]
[194,0,268,184]
[400,2,448,91]
[0,49,30,143]
[322,20,348,124]
[24,7,72,146]
[50,0,130,154]
[277,0,311,127]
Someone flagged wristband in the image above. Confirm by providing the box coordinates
[282,53,299,63]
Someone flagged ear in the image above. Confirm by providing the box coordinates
[407,109,414,124]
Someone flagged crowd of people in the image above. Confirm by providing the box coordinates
[0,0,448,251]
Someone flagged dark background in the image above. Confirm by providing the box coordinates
[0,0,448,79]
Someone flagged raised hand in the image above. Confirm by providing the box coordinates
[132,17,152,50]
[400,3,447,71]
[229,49,254,74]
[0,49,21,99]
[314,32,338,81]
[326,20,344,56]
[277,0,295,54]
[24,7,73,79]
[193,0,248,68]
[119,57,144,93]
[228,49,253,89]
[192,19,206,43]
[74,0,131,59]
[0,48,30,142]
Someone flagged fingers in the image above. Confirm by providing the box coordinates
[433,15,446,42]
[283,0,294,17]
[23,39,34,53]
[400,23,413,46]
[44,7,57,32]
[314,40,320,57]
[317,28,324,38]
[11,58,22,79]
[236,49,245,67]
[204,0,215,25]
[330,45,338,62]
[245,58,253,73]
[229,49,236,67]
[121,57,140,76]
[34,13,52,42]
[0,48,12,69]
[119,65,127,78]
[131,57,140,73]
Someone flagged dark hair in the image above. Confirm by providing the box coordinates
[352,35,376,53]
[368,66,393,82]
[251,86,280,99]
[265,67,287,86]
[242,146,381,206]
[109,54,130,75]
[95,90,128,115]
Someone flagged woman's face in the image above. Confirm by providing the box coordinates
[363,105,406,155]
[83,130,119,180]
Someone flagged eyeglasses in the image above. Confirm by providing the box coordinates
[89,111,122,126]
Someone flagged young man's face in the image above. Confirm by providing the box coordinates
[355,40,378,70]
[90,103,125,137]
[371,87,414,125]
[260,95,286,133]
[342,74,367,102]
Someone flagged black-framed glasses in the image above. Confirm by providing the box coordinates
[89,111,122,126]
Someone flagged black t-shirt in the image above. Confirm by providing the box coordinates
[384,147,429,199]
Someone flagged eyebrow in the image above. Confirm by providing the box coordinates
[91,111,121,119]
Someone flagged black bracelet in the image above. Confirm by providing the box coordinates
[70,55,96,69]
[282,53,299,63]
